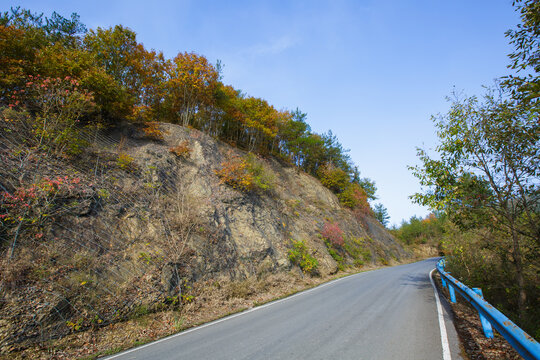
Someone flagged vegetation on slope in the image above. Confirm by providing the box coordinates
[0,6,375,207]
[0,7,404,357]
[405,0,540,338]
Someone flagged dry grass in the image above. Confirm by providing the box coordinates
[3,266,386,360]
[405,244,440,260]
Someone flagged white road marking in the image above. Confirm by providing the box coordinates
[103,271,362,359]
[430,268,452,360]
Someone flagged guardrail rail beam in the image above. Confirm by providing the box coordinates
[436,258,540,360]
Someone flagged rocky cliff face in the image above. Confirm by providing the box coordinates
[0,122,406,352]
[129,123,406,278]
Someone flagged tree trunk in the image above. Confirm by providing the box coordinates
[511,226,526,320]
[174,263,182,302]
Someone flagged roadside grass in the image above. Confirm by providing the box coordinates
[90,265,385,359]
[3,261,401,360]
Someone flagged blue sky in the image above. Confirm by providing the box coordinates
[7,0,521,226]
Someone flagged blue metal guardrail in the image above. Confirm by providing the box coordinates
[436,258,540,360]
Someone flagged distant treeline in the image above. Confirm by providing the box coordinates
[0,7,376,206]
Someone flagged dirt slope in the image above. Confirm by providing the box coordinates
[0,122,406,355]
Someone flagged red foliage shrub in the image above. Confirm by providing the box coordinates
[321,221,345,247]
[0,175,91,238]
[9,75,95,155]
[352,187,372,218]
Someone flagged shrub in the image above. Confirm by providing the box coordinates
[325,244,345,271]
[338,183,371,212]
[344,237,372,265]
[288,240,318,275]
[321,221,344,247]
[317,163,349,194]
[142,121,164,140]
[130,104,153,123]
[353,259,365,267]
[170,140,191,158]
[226,280,254,299]
[216,152,274,193]
[392,213,447,246]
[1,176,87,226]
[13,75,95,155]
[216,154,252,191]
[117,152,135,171]
[442,225,540,337]
[244,153,275,192]
[0,175,92,257]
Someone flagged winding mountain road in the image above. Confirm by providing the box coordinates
[104,258,463,360]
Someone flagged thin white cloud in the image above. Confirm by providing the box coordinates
[242,35,298,57]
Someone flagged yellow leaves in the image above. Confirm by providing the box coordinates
[165,52,219,122]
[142,121,165,140]
[116,152,134,171]
[170,52,218,91]
[66,318,83,331]
[215,152,274,193]
[288,240,318,275]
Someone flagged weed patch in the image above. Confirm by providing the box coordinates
[288,240,319,275]
[216,152,275,193]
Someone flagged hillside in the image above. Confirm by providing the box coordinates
[0,8,409,357]
[0,119,407,357]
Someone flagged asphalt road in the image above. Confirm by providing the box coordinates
[105,258,463,360]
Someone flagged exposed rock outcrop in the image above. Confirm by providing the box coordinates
[0,122,407,352]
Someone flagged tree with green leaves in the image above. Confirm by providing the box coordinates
[504,0,540,104]
[373,203,390,228]
[410,87,539,318]
[0,6,378,211]
[410,0,540,321]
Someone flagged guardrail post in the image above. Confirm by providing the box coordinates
[472,288,494,339]
[448,283,457,303]
[441,277,447,288]
[436,258,540,359]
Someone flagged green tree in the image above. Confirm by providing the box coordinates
[392,213,446,246]
[43,11,86,47]
[504,0,540,104]
[0,24,41,102]
[277,108,310,165]
[83,25,139,91]
[83,24,168,122]
[321,130,352,174]
[410,88,539,318]
[356,176,377,201]
[373,203,390,227]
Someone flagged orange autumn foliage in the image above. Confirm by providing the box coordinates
[142,121,164,140]
[169,140,191,158]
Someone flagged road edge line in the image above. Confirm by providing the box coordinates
[102,269,365,359]
[430,268,452,360]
